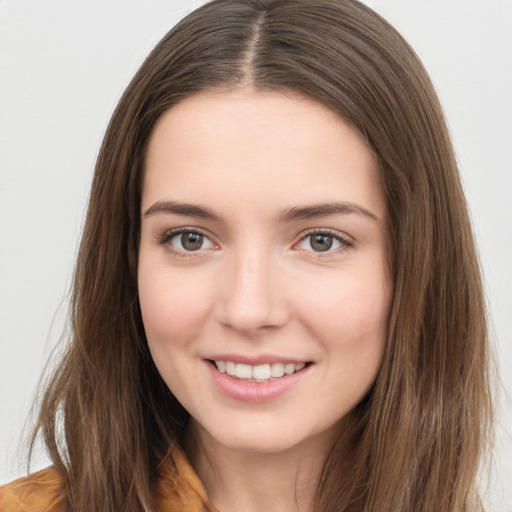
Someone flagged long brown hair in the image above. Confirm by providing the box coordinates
[31,0,493,510]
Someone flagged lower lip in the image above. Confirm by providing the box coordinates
[206,362,310,403]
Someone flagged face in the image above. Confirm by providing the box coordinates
[138,90,391,456]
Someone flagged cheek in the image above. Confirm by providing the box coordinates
[298,266,391,353]
[138,266,217,397]
[305,272,391,407]
[138,266,213,345]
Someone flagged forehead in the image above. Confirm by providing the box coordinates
[142,89,385,220]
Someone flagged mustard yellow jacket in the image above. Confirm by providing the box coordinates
[0,447,217,512]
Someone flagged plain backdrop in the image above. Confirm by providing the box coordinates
[1,0,511,509]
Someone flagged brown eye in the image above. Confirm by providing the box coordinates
[310,234,333,252]
[181,232,203,251]
[168,230,214,252]
[296,231,351,254]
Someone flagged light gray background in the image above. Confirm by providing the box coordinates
[1,1,511,509]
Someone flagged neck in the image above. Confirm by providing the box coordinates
[185,423,339,512]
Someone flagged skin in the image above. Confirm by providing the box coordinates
[138,89,392,512]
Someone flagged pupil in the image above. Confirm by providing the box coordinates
[311,234,332,252]
[182,233,203,251]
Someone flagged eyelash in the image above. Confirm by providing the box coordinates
[295,228,354,256]
[157,227,216,257]
[157,227,354,257]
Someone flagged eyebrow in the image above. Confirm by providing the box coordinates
[144,200,379,223]
[278,202,379,223]
[144,200,223,221]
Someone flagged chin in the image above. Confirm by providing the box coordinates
[192,415,341,457]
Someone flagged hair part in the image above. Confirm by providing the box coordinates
[31,1,493,511]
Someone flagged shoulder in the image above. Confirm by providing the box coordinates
[0,467,65,512]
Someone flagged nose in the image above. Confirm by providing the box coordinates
[214,246,289,335]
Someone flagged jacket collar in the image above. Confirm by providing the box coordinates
[156,444,218,512]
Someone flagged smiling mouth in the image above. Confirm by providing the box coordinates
[210,360,311,383]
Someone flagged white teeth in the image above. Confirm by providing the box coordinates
[271,362,285,378]
[235,363,252,379]
[284,363,296,375]
[214,360,307,381]
[225,361,236,376]
[253,364,271,380]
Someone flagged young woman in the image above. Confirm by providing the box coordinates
[0,0,493,511]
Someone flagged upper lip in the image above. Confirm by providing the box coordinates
[205,354,311,365]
